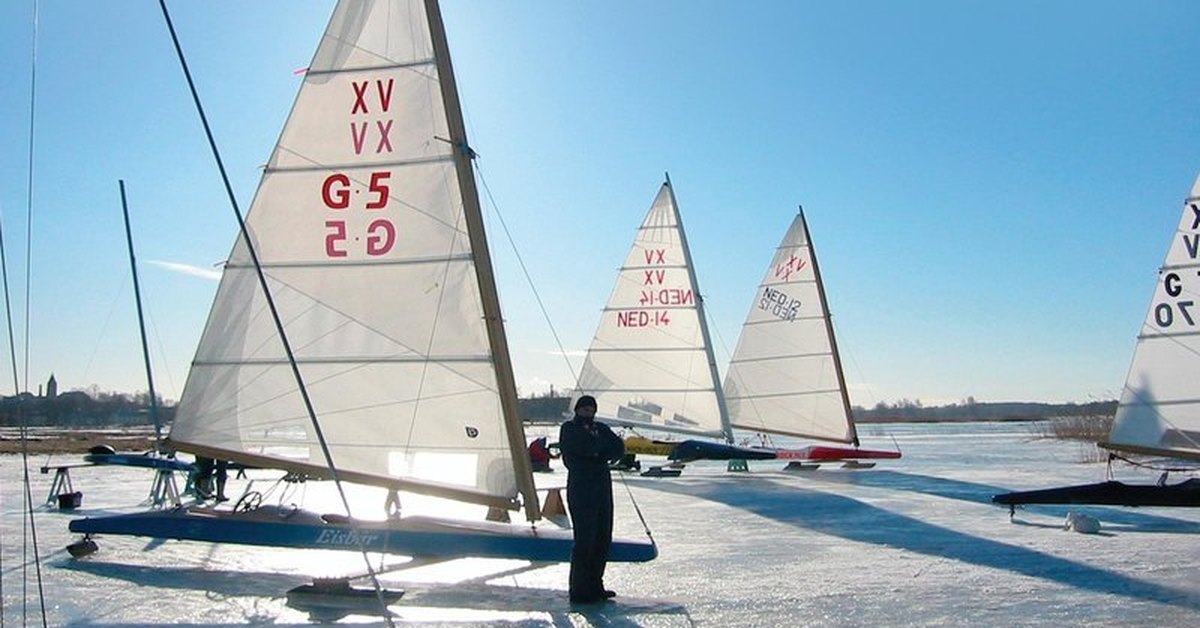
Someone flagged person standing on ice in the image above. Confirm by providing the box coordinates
[558,394,625,603]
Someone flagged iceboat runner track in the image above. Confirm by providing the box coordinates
[11,422,1200,625]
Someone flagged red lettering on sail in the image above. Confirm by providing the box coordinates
[365,172,391,209]
[774,254,807,281]
[639,288,694,306]
[322,174,351,209]
[643,248,666,265]
[375,120,394,154]
[350,122,369,155]
[617,310,672,328]
[375,78,394,112]
[642,269,666,285]
[351,81,369,114]
[366,219,396,255]
[325,221,348,257]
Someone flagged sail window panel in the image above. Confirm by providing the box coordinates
[191,261,489,363]
[236,165,468,265]
[594,390,723,435]
[173,360,515,498]
[725,386,852,442]
[1110,338,1200,455]
[579,348,724,436]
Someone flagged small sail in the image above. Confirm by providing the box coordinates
[169,0,531,511]
[1104,172,1200,462]
[723,212,857,444]
[573,182,728,439]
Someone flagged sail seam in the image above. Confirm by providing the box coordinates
[304,58,436,76]
[225,253,473,269]
[729,351,834,363]
[602,305,701,312]
[265,154,453,173]
[727,389,841,400]
[192,356,491,365]
[596,387,717,393]
[588,347,708,353]
[743,314,825,325]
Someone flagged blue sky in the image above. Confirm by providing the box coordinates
[1,0,1198,406]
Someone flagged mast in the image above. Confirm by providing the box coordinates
[799,207,859,446]
[424,0,540,522]
[664,173,733,443]
[118,180,163,449]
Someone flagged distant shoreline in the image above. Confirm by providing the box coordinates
[0,417,1058,455]
[0,428,157,455]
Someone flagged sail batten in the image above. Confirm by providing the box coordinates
[723,212,856,444]
[1106,172,1200,460]
[573,182,728,439]
[170,0,535,511]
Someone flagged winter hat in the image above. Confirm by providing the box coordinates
[575,395,598,411]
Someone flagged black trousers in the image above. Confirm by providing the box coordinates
[567,485,613,600]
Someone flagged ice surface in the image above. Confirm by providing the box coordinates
[3,421,1200,626]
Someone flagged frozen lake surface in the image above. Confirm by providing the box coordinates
[4,421,1200,626]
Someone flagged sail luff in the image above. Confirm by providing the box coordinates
[663,174,733,444]
[422,0,540,522]
[798,208,860,447]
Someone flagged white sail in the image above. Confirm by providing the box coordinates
[1104,172,1200,462]
[169,0,535,513]
[723,212,857,444]
[573,182,729,439]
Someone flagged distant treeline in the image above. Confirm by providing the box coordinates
[852,398,1117,423]
[0,390,174,427]
[0,388,1117,428]
[518,393,1118,423]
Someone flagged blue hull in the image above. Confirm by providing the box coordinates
[668,440,777,462]
[83,453,194,472]
[69,506,657,563]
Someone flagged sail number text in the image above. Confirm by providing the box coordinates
[322,172,396,258]
[1154,271,1197,328]
[760,286,801,321]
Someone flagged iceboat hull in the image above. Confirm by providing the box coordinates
[668,440,777,462]
[775,445,901,461]
[992,479,1200,507]
[69,505,657,562]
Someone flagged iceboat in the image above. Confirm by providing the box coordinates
[69,0,656,564]
[570,188,897,469]
[994,172,1200,508]
[568,178,738,469]
[719,210,900,466]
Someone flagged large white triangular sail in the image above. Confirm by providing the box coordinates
[168,0,538,516]
[572,181,730,440]
[723,212,858,444]
[1103,172,1200,462]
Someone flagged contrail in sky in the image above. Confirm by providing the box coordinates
[147,260,222,281]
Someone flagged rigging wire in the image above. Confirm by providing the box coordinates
[474,164,578,385]
[155,2,394,624]
[11,0,49,623]
[472,164,658,542]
